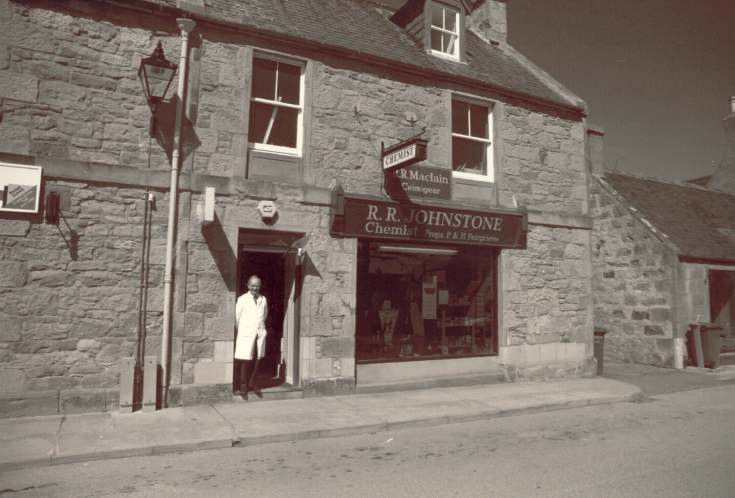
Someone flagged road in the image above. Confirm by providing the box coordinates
[2,384,734,498]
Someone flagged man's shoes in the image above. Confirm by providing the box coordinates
[247,377,263,399]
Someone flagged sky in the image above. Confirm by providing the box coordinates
[508,0,735,182]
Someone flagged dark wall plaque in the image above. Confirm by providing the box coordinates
[384,165,451,200]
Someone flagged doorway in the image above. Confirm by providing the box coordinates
[709,270,735,364]
[233,250,286,391]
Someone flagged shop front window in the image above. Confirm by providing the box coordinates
[356,241,498,362]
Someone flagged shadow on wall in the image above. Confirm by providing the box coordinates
[301,251,322,282]
[201,212,237,292]
[151,94,201,163]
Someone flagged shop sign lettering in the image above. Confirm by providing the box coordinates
[383,143,417,169]
[332,196,526,249]
[381,137,428,171]
[385,165,451,200]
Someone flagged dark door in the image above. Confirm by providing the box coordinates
[233,250,286,390]
[710,270,735,362]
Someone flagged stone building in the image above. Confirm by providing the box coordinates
[0,0,596,416]
[590,100,735,367]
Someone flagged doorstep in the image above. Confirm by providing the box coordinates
[232,384,304,402]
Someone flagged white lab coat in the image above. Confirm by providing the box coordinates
[234,293,268,360]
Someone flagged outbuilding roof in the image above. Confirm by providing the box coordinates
[603,173,735,264]
[141,0,585,116]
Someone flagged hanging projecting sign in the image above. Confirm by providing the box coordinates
[381,136,428,171]
[385,165,451,200]
[331,193,527,249]
[0,162,42,213]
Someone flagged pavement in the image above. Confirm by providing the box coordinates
[602,361,735,395]
[2,363,734,472]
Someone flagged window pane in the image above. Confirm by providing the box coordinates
[431,4,443,28]
[430,28,443,52]
[248,101,272,144]
[469,104,488,139]
[444,8,457,32]
[251,58,277,100]
[277,62,301,105]
[268,107,298,148]
[451,100,469,135]
[452,137,486,175]
[443,33,457,55]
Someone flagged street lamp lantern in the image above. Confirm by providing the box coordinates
[138,41,177,131]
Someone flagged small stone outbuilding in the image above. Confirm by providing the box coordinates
[591,99,735,368]
[592,172,735,366]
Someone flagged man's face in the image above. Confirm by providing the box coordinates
[248,278,261,296]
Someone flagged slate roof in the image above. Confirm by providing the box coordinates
[603,173,735,264]
[141,0,584,114]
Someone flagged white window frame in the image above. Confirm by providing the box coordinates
[430,2,460,60]
[451,96,494,182]
[248,52,305,156]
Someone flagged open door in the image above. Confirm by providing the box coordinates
[233,229,305,392]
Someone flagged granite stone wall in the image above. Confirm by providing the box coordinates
[0,179,169,400]
[591,178,678,366]
[500,225,594,379]
[503,225,592,346]
[308,62,448,196]
[495,103,593,379]
[0,1,175,169]
[499,105,588,215]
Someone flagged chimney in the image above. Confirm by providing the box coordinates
[725,96,735,162]
[586,125,605,176]
[468,0,507,44]
[709,96,735,193]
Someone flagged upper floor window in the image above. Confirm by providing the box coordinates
[452,98,494,182]
[430,3,460,59]
[248,54,304,155]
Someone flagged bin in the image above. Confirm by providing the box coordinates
[686,324,723,369]
[593,328,607,375]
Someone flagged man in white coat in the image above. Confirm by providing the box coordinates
[235,275,268,399]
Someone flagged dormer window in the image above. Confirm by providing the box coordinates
[391,0,471,62]
[430,3,460,59]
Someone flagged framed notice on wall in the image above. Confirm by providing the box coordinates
[0,162,42,213]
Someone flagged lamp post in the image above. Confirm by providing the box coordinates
[138,41,178,134]
[132,40,179,411]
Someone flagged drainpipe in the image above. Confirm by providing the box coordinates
[161,17,196,408]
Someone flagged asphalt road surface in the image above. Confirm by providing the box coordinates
[2,385,734,498]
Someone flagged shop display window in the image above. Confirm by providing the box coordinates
[356,241,498,362]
